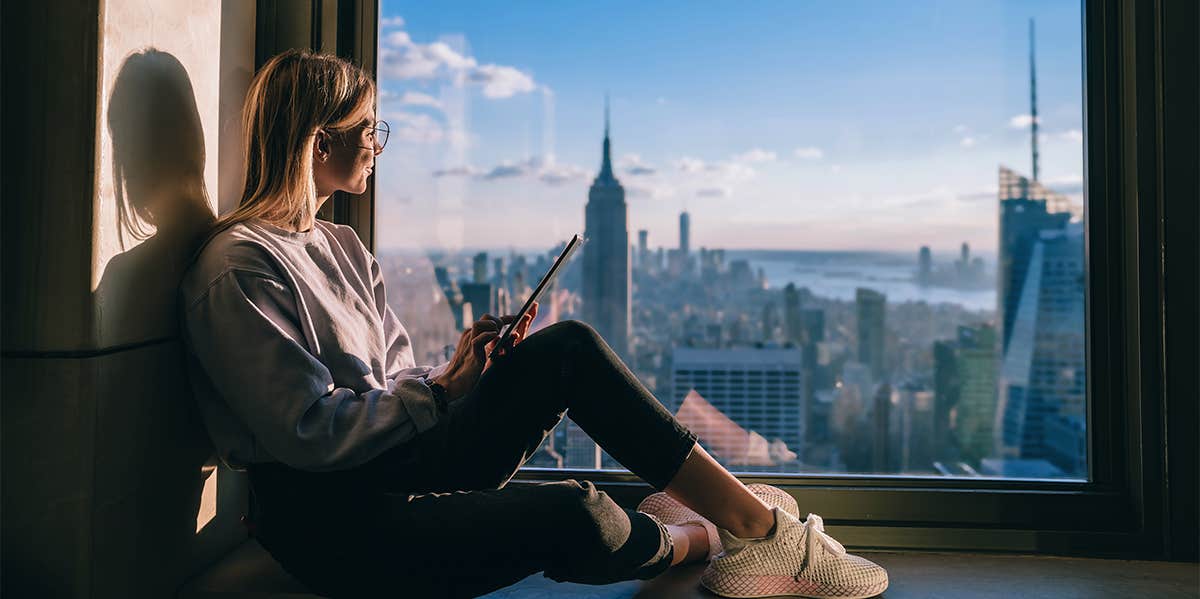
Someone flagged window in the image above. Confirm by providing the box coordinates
[375,1,1089,482]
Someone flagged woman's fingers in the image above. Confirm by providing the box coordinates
[517,312,534,333]
[471,314,503,336]
[470,330,498,362]
[483,313,504,330]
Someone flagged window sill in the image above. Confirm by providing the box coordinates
[508,469,1150,558]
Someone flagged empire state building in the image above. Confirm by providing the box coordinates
[581,103,631,359]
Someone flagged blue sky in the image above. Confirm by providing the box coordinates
[374,1,1084,253]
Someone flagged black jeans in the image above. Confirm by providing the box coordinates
[247,320,700,598]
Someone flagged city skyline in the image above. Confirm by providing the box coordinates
[376,1,1084,252]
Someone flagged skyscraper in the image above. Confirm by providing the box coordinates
[563,420,602,470]
[872,382,893,472]
[472,252,488,284]
[582,100,631,359]
[894,384,936,473]
[460,282,499,321]
[679,211,691,256]
[998,21,1077,353]
[918,246,932,285]
[856,288,887,380]
[783,284,802,344]
[997,167,1071,353]
[934,324,998,466]
[672,347,806,470]
[492,257,504,286]
[637,229,649,270]
[997,223,1086,476]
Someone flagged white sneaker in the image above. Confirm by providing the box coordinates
[701,507,889,598]
[636,484,799,560]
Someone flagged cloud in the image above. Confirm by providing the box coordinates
[467,64,536,99]
[793,146,824,160]
[384,110,445,143]
[379,27,539,99]
[721,162,756,180]
[618,154,657,176]
[656,97,668,105]
[432,165,481,178]
[1059,129,1083,143]
[1008,114,1040,129]
[380,15,406,28]
[674,156,706,173]
[626,183,675,199]
[697,187,731,198]
[960,136,977,148]
[732,148,777,163]
[398,91,442,109]
[673,156,755,180]
[1044,173,1084,194]
[482,162,528,180]
[538,163,590,185]
[433,157,590,186]
[957,189,998,202]
[953,124,969,134]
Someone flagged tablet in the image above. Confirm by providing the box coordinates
[489,233,585,360]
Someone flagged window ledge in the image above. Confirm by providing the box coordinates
[177,536,1198,599]
[491,551,1199,598]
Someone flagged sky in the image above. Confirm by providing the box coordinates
[373,0,1084,253]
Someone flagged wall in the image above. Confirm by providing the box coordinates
[2,1,256,596]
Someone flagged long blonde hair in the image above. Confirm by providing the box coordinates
[203,49,374,243]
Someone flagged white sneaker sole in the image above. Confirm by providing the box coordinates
[700,567,889,599]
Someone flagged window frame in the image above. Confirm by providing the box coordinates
[316,0,1182,559]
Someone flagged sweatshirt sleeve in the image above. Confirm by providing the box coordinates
[183,269,441,472]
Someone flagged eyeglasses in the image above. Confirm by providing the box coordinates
[361,120,390,155]
[332,120,390,155]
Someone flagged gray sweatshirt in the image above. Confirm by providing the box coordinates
[179,217,449,472]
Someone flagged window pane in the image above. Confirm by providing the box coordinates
[375,2,1086,481]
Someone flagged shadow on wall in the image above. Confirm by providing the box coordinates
[90,48,244,594]
[102,48,215,332]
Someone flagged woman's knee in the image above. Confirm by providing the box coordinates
[535,319,597,345]
[540,479,671,585]
[541,479,630,554]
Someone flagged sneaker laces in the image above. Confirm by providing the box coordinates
[793,513,846,581]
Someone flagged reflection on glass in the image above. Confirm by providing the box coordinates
[375,3,1086,480]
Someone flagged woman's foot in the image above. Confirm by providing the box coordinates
[701,507,889,598]
[637,484,799,561]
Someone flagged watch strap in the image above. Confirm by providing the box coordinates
[424,377,450,413]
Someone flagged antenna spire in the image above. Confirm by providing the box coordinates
[605,92,610,139]
[596,93,617,184]
[1030,18,1040,182]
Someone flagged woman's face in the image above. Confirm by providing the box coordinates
[313,101,378,197]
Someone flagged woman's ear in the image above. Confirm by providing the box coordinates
[313,130,330,164]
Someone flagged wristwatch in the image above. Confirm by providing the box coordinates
[424,377,450,413]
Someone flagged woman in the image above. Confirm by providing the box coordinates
[179,49,888,599]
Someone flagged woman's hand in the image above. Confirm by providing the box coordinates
[431,302,537,400]
[486,301,537,362]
